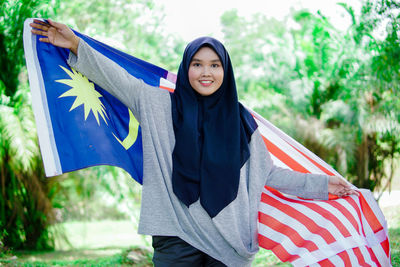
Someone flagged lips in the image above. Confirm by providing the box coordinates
[199,80,213,87]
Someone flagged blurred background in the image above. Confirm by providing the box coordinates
[0,0,399,265]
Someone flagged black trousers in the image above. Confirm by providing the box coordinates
[152,236,227,267]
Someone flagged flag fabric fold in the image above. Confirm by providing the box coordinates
[23,18,391,266]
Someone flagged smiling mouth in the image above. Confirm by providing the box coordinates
[199,80,213,86]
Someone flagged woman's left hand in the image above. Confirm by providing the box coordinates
[328,176,359,197]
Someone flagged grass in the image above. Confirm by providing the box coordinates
[53,220,150,250]
[0,220,153,266]
[1,205,399,266]
[0,248,152,266]
[382,204,400,266]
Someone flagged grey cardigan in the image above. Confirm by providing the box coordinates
[68,40,328,266]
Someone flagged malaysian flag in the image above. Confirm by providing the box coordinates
[23,18,391,266]
[254,113,391,266]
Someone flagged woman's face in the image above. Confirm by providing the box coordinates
[188,47,224,96]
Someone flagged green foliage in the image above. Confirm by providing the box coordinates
[0,246,153,266]
[0,0,185,252]
[221,0,400,193]
[253,248,291,266]
[0,253,129,266]
[0,222,12,258]
[0,0,60,251]
[55,0,185,72]
[53,167,141,222]
[0,0,58,97]
[0,85,60,250]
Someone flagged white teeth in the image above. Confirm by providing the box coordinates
[200,81,212,84]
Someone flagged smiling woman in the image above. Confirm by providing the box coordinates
[188,46,224,96]
[29,18,361,267]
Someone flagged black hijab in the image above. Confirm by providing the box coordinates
[170,37,258,218]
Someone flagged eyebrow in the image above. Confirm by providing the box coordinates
[191,58,221,63]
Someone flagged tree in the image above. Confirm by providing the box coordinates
[0,0,61,250]
[1,0,186,251]
[220,0,400,195]
[55,0,185,72]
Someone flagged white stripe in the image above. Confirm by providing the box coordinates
[371,244,392,266]
[252,110,341,176]
[23,18,62,176]
[256,118,326,174]
[360,189,388,231]
[260,190,381,264]
[324,254,345,267]
[259,201,330,249]
[159,77,175,89]
[357,190,390,266]
[265,190,376,250]
[258,223,319,265]
[269,154,290,169]
[335,197,364,234]
[308,262,321,267]
[358,197,387,248]
[259,200,354,265]
[258,205,371,267]
[292,195,363,240]
[265,190,347,240]
[346,249,362,266]
[358,245,378,266]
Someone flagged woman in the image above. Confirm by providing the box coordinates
[30,19,358,267]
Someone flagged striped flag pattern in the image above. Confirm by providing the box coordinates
[24,19,391,266]
[254,112,391,266]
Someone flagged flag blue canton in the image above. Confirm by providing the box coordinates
[29,26,171,183]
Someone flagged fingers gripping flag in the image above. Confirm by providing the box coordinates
[23,19,391,266]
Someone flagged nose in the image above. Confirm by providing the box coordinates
[201,66,212,76]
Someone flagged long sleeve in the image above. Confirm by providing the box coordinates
[266,164,329,200]
[253,129,329,200]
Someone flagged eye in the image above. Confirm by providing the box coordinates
[192,62,201,67]
[211,63,220,68]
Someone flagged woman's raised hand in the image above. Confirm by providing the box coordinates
[30,19,80,55]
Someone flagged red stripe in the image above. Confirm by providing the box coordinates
[159,85,174,92]
[381,238,390,258]
[317,258,336,267]
[344,197,367,237]
[261,136,310,173]
[337,250,353,266]
[288,143,335,176]
[324,198,361,235]
[353,247,372,266]
[359,194,390,262]
[367,245,382,266]
[266,187,352,238]
[258,234,300,263]
[261,192,336,244]
[258,212,319,252]
[345,197,383,266]
[359,194,383,233]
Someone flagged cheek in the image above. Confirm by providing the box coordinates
[188,68,197,87]
[216,70,224,86]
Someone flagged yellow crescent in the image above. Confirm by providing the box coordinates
[113,109,139,150]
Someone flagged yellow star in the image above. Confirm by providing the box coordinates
[56,66,108,126]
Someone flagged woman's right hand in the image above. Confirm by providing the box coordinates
[30,19,80,55]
